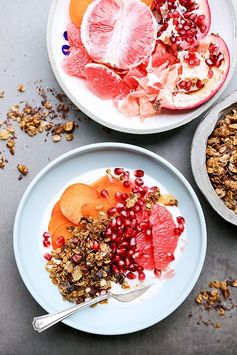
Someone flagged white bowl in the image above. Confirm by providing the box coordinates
[47,0,237,134]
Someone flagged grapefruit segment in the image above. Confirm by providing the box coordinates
[81,0,157,69]
[67,23,83,48]
[84,63,130,100]
[150,204,177,271]
[135,232,155,270]
[63,47,92,79]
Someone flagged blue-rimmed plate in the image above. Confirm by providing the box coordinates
[14,143,206,335]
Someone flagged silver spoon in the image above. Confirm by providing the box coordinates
[32,285,151,333]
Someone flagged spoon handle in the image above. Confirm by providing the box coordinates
[32,293,109,333]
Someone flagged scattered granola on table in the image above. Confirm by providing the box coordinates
[206,109,237,214]
[17,164,28,176]
[194,278,237,328]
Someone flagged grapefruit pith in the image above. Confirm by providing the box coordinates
[81,0,157,69]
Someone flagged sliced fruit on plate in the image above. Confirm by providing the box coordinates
[157,34,230,110]
[51,200,61,216]
[52,223,74,249]
[63,47,92,79]
[84,63,130,99]
[48,210,72,234]
[155,0,211,50]
[135,232,155,270]
[81,0,158,69]
[70,0,94,28]
[67,23,83,48]
[150,204,177,271]
[60,183,99,224]
[82,199,113,219]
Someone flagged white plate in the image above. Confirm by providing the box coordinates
[47,0,237,134]
[14,143,206,335]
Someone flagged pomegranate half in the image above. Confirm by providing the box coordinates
[154,0,211,50]
[157,34,230,110]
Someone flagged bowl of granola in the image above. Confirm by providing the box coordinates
[14,143,206,334]
[191,91,237,226]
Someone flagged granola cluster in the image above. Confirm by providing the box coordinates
[206,109,237,213]
[194,279,237,328]
[45,218,124,304]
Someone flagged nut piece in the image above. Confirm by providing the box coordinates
[17,164,28,175]
[0,130,11,140]
[0,91,4,98]
[52,134,61,142]
[63,121,74,133]
[0,156,6,169]
[17,84,25,93]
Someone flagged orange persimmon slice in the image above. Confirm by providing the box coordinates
[60,183,99,224]
[48,211,71,235]
[70,0,94,28]
[51,201,61,217]
[52,223,74,249]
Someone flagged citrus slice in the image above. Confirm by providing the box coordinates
[81,0,157,69]
[135,232,155,270]
[84,63,130,99]
[63,47,92,79]
[150,204,177,271]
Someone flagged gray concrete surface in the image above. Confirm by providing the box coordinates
[0,1,237,354]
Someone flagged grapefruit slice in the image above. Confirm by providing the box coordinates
[84,63,130,99]
[150,204,177,271]
[81,0,157,69]
[135,232,155,270]
[63,47,92,79]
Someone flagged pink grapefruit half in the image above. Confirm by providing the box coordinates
[81,0,158,69]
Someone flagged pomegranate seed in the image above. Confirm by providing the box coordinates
[121,210,128,218]
[123,219,131,227]
[108,207,117,216]
[131,219,137,227]
[43,232,51,239]
[125,257,131,266]
[114,167,124,175]
[132,187,139,193]
[134,169,144,177]
[146,229,152,237]
[140,222,150,230]
[129,264,137,271]
[135,178,144,186]
[129,211,135,219]
[116,217,122,226]
[56,236,65,248]
[115,203,124,211]
[115,192,122,201]
[138,200,144,207]
[110,219,117,229]
[150,186,159,192]
[167,253,175,261]
[130,238,136,246]
[118,260,125,266]
[123,180,131,188]
[100,189,109,198]
[111,243,117,253]
[72,254,81,264]
[122,171,130,180]
[43,239,51,247]
[133,251,143,258]
[92,241,100,251]
[178,224,185,233]
[137,265,144,272]
[44,253,52,261]
[127,272,136,280]
[114,255,121,262]
[116,248,126,255]
[121,193,129,201]
[104,228,112,236]
[174,228,182,237]
[112,265,119,273]
[119,266,126,273]
[111,233,117,241]
[128,250,134,256]
[138,272,146,281]
[154,268,161,277]
[177,216,185,225]
[133,204,141,213]
[121,241,129,248]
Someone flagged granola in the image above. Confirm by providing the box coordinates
[45,218,123,304]
[206,109,237,214]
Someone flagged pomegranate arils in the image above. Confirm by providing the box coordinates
[44,253,52,261]
[134,169,144,177]
[43,239,51,248]
[121,193,129,201]
[92,241,100,251]
[104,228,112,236]
[138,272,146,281]
[115,203,124,211]
[114,167,124,175]
[130,237,136,246]
[115,192,122,201]
[177,216,185,224]
[108,207,117,216]
[43,232,51,239]
[123,180,131,188]
[178,224,185,232]
[135,178,144,186]
[127,272,136,280]
[154,268,161,277]
[174,227,182,237]
[56,236,65,247]
[100,189,109,198]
